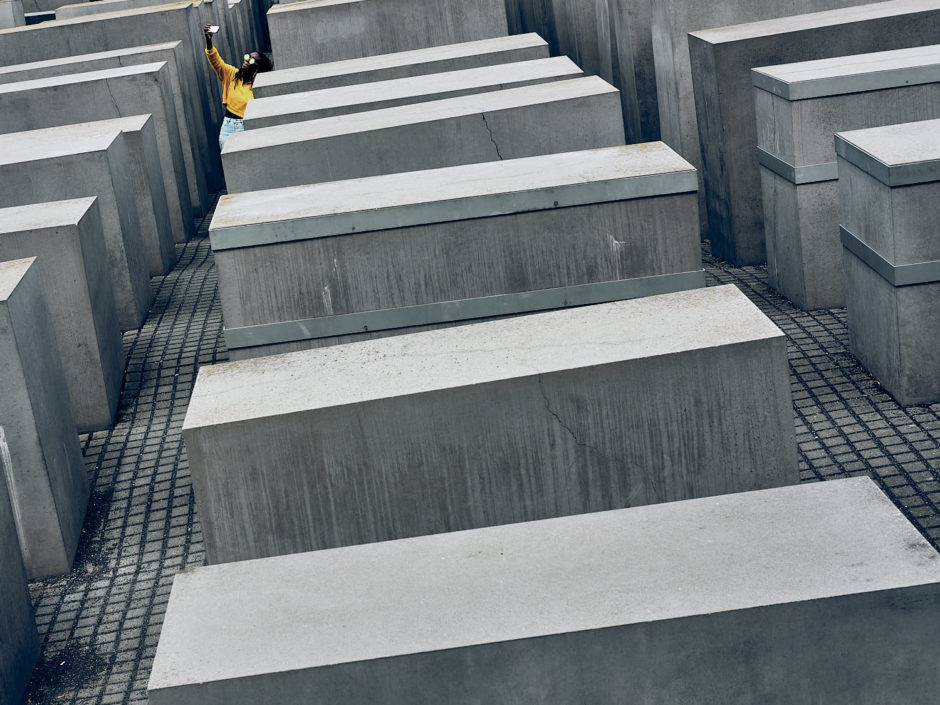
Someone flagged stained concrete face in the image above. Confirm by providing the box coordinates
[183,285,796,564]
[0,121,150,330]
[0,199,123,432]
[754,45,940,309]
[0,258,89,579]
[223,77,625,192]
[268,0,509,69]
[210,144,702,358]
[243,57,583,129]
[149,477,940,704]
[838,119,940,405]
[252,33,550,99]
[688,0,940,265]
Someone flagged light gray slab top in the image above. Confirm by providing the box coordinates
[0,197,96,234]
[223,76,618,153]
[0,41,179,78]
[209,144,696,249]
[0,257,35,302]
[183,285,780,429]
[244,57,582,122]
[0,61,165,94]
[836,118,940,185]
[690,0,935,44]
[0,115,147,165]
[252,34,547,92]
[268,0,371,14]
[148,477,940,690]
[0,0,189,33]
[752,44,940,99]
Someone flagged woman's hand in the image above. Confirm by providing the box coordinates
[203,24,215,49]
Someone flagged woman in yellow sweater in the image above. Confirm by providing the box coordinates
[204,25,273,150]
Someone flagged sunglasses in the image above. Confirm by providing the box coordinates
[243,54,257,65]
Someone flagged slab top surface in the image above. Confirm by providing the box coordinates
[690,0,935,43]
[252,34,546,88]
[0,61,165,94]
[754,44,940,84]
[0,197,96,234]
[223,76,616,152]
[269,0,372,14]
[183,285,779,429]
[246,57,581,120]
[0,41,179,76]
[836,118,940,167]
[0,115,148,164]
[0,257,35,301]
[148,477,940,690]
[0,0,190,32]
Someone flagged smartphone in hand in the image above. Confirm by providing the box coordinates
[208,25,219,33]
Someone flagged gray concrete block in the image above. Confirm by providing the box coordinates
[183,284,796,564]
[0,258,89,579]
[268,0,508,69]
[837,118,940,405]
[0,41,211,219]
[754,45,940,309]
[55,0,174,17]
[0,0,24,27]
[243,57,582,129]
[0,443,37,705]
[211,144,703,359]
[689,0,940,265]
[223,76,626,192]
[147,477,940,705]
[0,62,195,244]
[0,199,122,432]
[0,120,151,330]
[251,33,550,99]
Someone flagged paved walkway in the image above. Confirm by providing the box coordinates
[22,199,940,703]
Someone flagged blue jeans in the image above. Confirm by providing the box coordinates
[219,116,244,150]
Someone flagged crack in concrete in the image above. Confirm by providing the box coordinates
[104,78,122,117]
[537,374,603,456]
[481,113,504,160]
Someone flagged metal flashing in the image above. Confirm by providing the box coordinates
[757,148,838,185]
[840,226,940,287]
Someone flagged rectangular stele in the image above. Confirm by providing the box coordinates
[211,144,704,359]
[0,199,122,432]
[243,57,583,129]
[837,118,940,405]
[147,477,940,705]
[183,285,798,564]
[753,45,940,310]
[0,258,89,579]
[0,118,150,330]
[221,76,626,192]
[688,0,940,266]
[268,0,509,69]
[251,33,550,99]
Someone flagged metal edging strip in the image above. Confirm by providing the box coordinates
[840,226,940,287]
[224,270,707,350]
[835,138,940,187]
[757,148,837,185]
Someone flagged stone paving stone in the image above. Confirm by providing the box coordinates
[20,195,940,703]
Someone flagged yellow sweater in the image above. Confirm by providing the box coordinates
[205,47,254,118]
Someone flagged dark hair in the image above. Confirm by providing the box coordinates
[235,52,273,83]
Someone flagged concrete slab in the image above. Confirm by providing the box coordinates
[0,0,24,27]
[0,62,194,244]
[688,0,940,265]
[223,76,625,192]
[0,258,89,579]
[754,44,940,309]
[183,284,796,564]
[251,33,549,99]
[0,120,150,330]
[0,199,122,432]
[243,56,582,129]
[149,477,940,704]
[55,0,174,17]
[268,0,508,69]
[211,144,703,358]
[837,118,940,405]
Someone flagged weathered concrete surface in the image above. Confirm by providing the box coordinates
[0,258,89,579]
[0,446,37,705]
[268,0,508,69]
[754,45,940,310]
[183,285,796,564]
[838,119,940,406]
[149,477,940,704]
[211,144,702,358]
[224,77,625,192]
[244,57,583,128]
[0,120,150,330]
[0,199,122,432]
[0,0,24,27]
[252,34,550,99]
[0,41,211,219]
[55,0,175,17]
[689,0,940,265]
[0,62,194,244]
